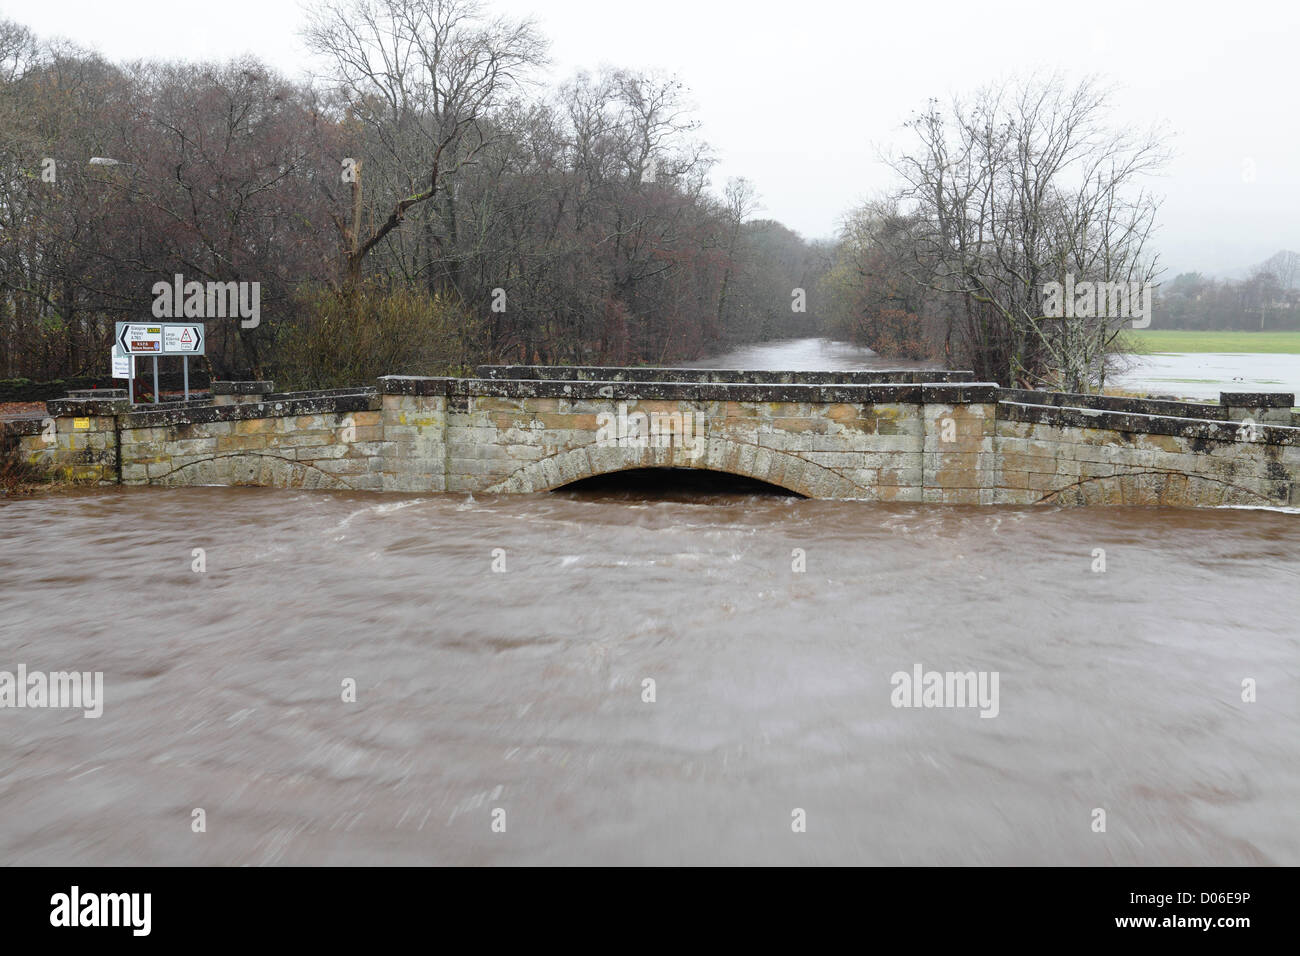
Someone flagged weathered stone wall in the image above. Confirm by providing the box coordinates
[4,370,1297,506]
[993,402,1300,506]
[6,397,122,483]
[100,392,383,490]
[923,396,998,505]
[377,376,979,499]
[381,391,447,493]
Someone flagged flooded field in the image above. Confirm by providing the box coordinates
[1114,351,1300,400]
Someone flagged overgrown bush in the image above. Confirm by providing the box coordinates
[0,433,46,495]
[270,285,486,390]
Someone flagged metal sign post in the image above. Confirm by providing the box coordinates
[115,322,204,404]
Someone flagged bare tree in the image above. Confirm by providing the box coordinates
[1260,250,1300,290]
[304,0,547,291]
[715,176,761,331]
[888,75,1168,389]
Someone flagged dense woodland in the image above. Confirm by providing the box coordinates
[0,3,1295,395]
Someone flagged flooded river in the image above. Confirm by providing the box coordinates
[1,339,1297,865]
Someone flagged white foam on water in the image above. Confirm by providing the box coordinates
[331,496,428,533]
[1218,504,1300,514]
[372,498,427,515]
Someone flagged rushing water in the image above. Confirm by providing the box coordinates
[1,339,1297,866]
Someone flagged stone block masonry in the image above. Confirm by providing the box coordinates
[4,368,1297,506]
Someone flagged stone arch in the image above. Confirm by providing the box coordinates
[149,453,354,490]
[482,437,870,499]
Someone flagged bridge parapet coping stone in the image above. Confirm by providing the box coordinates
[120,391,379,428]
[1000,388,1227,420]
[1220,391,1295,408]
[998,400,1300,445]
[381,375,999,405]
[265,386,377,402]
[47,397,132,416]
[66,388,128,400]
[1220,391,1296,425]
[211,380,275,395]
[474,365,976,385]
[0,417,46,437]
[212,380,276,406]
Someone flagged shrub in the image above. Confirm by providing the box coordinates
[271,285,486,390]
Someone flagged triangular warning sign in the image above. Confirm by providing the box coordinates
[181,329,192,343]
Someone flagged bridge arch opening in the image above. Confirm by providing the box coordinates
[483,437,854,498]
[553,467,804,501]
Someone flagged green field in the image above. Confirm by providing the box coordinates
[1124,330,1300,354]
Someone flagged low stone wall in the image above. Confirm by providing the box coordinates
[4,371,1298,506]
[5,397,124,483]
[1000,388,1299,426]
[994,402,1299,506]
[999,388,1228,420]
[118,391,383,490]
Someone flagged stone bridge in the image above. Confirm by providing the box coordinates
[5,366,1299,506]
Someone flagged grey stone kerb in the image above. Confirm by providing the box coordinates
[212,380,276,407]
[1221,392,1296,425]
[211,380,275,395]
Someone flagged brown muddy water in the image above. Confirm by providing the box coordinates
[2,338,1298,866]
[1,484,1298,865]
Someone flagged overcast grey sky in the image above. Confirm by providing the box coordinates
[8,0,1297,276]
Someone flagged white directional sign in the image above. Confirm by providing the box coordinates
[116,322,205,357]
[111,345,133,379]
[163,324,203,354]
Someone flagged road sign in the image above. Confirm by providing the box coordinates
[111,346,133,379]
[116,322,205,357]
[163,324,203,354]
[114,322,205,404]
[118,323,162,354]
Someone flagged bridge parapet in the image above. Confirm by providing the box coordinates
[6,373,1298,506]
[1220,392,1296,425]
[1000,388,1228,420]
[474,365,975,385]
[379,374,997,405]
[211,380,275,405]
[998,400,1300,445]
[1002,387,1297,426]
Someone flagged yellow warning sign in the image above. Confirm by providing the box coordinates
[73,418,90,430]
